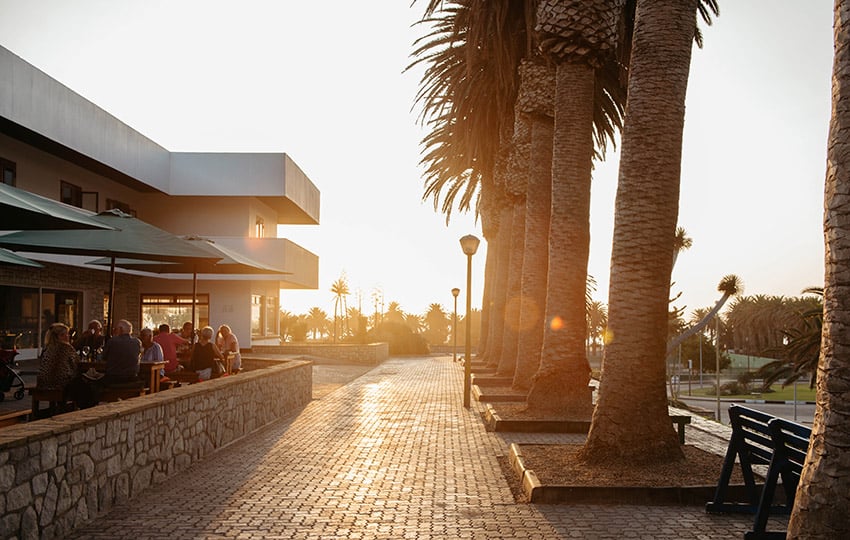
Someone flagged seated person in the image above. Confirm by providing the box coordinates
[140,327,166,379]
[176,321,195,369]
[190,326,224,381]
[37,323,96,409]
[101,319,143,388]
[216,324,242,374]
[37,323,78,393]
[73,319,104,359]
[153,323,187,375]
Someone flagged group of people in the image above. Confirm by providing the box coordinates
[36,318,242,411]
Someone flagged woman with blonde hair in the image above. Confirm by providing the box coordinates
[37,323,78,392]
[216,324,241,374]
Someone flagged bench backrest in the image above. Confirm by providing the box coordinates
[728,404,775,467]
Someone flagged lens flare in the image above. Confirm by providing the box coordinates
[549,316,564,331]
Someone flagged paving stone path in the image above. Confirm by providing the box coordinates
[66,356,764,539]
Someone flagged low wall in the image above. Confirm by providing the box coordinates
[0,360,312,540]
[253,342,389,365]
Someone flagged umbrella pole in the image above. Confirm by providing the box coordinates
[107,256,116,339]
[192,270,197,338]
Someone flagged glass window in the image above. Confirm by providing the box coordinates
[255,217,265,238]
[251,295,262,336]
[1,157,15,186]
[265,296,277,335]
[141,294,209,331]
[60,180,83,207]
[0,285,82,350]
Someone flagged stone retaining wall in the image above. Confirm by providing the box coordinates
[253,343,389,365]
[0,360,312,540]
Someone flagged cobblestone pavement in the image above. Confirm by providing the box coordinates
[65,356,768,539]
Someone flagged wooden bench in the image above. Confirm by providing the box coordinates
[28,387,74,418]
[169,370,200,385]
[671,414,691,444]
[0,409,32,427]
[99,386,148,403]
[705,404,812,540]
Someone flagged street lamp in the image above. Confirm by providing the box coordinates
[451,287,460,363]
[459,234,480,408]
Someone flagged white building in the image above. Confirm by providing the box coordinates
[0,46,319,355]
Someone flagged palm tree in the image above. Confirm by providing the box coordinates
[582,0,714,464]
[586,300,608,356]
[667,274,741,354]
[525,0,626,416]
[306,307,329,340]
[788,1,850,530]
[330,275,350,342]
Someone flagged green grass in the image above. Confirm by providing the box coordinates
[692,384,817,401]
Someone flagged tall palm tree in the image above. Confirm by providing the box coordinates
[330,275,350,342]
[788,0,850,530]
[306,307,329,340]
[581,0,707,463]
[525,0,626,416]
[513,58,556,392]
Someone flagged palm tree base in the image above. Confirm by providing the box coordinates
[525,366,594,419]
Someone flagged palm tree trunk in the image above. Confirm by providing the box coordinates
[581,0,696,464]
[788,0,850,534]
[513,115,554,392]
[485,203,513,368]
[525,60,595,417]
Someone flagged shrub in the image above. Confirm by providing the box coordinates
[366,322,430,355]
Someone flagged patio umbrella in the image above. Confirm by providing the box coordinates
[0,209,222,335]
[0,248,43,267]
[0,183,114,231]
[88,235,291,327]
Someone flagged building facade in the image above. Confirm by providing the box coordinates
[0,46,319,356]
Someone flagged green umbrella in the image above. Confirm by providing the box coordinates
[0,247,42,267]
[0,209,221,335]
[88,235,291,327]
[0,183,113,231]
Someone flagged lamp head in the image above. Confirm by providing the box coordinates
[459,234,480,256]
[451,287,460,298]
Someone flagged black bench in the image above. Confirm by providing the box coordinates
[705,404,812,540]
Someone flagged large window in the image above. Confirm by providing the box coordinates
[60,180,83,207]
[141,294,209,332]
[0,285,82,350]
[250,294,279,337]
[265,296,278,335]
[1,157,15,186]
[251,295,262,336]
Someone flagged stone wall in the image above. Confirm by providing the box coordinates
[253,343,389,365]
[0,360,312,539]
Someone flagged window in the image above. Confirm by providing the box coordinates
[0,285,82,350]
[255,217,265,238]
[251,295,262,336]
[60,181,83,207]
[106,198,135,216]
[1,157,15,186]
[140,294,209,331]
[265,296,278,335]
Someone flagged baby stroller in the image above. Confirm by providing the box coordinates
[0,333,26,401]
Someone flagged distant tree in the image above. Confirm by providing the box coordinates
[279,310,299,342]
[423,303,450,345]
[346,307,368,342]
[306,307,330,340]
[384,301,406,325]
[331,275,350,343]
[404,312,424,334]
[586,300,607,356]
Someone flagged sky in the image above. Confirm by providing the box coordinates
[0,1,834,320]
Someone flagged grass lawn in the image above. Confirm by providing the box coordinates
[692,384,817,401]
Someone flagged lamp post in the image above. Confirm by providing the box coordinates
[451,287,460,363]
[460,234,480,408]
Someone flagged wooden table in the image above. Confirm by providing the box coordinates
[139,361,166,393]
